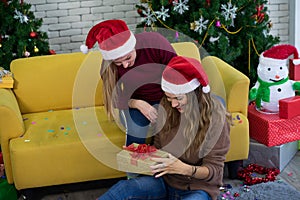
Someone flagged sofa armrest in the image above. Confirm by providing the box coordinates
[0,88,25,183]
[202,56,250,116]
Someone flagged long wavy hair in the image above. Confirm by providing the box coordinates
[100,60,119,120]
[158,86,230,157]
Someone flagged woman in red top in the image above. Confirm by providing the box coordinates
[82,19,177,148]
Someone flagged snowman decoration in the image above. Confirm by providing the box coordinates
[249,44,300,113]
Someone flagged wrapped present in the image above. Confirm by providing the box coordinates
[117,143,168,175]
[248,103,300,147]
[289,59,300,81]
[0,68,14,88]
[243,139,298,172]
[279,96,300,119]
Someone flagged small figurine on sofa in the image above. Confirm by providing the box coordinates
[249,44,300,113]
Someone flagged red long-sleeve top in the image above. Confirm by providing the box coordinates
[116,32,177,109]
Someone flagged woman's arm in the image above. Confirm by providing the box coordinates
[128,99,158,123]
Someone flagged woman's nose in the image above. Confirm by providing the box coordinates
[171,99,179,107]
[122,61,129,68]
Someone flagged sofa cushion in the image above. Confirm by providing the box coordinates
[10,52,104,114]
[9,106,126,189]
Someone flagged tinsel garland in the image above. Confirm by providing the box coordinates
[237,164,280,185]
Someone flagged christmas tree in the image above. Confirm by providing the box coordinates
[135,0,280,86]
[0,0,54,70]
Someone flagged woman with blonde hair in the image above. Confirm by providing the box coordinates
[82,19,177,150]
[97,56,231,200]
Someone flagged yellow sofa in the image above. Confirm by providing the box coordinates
[0,42,249,191]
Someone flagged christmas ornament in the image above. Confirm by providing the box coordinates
[49,49,56,55]
[221,2,237,27]
[252,5,265,23]
[29,31,38,38]
[268,21,273,28]
[14,9,29,24]
[216,20,221,27]
[209,35,220,43]
[206,0,211,7]
[172,0,189,15]
[249,44,300,113]
[137,8,144,16]
[34,46,39,53]
[141,8,156,26]
[190,22,195,30]
[155,6,170,21]
[194,15,209,35]
[24,51,30,57]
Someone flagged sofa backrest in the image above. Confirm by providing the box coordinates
[10,42,201,114]
[10,51,104,114]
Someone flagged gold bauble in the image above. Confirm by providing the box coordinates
[268,21,273,28]
[190,22,195,30]
[0,43,2,48]
[34,46,39,53]
[151,23,158,31]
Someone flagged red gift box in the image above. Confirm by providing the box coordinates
[279,96,300,119]
[248,103,300,147]
[289,59,300,81]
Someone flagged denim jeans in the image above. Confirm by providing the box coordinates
[119,101,160,146]
[97,176,211,200]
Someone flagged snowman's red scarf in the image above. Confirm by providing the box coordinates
[256,77,289,108]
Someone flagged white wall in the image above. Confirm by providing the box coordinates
[25,0,293,53]
[289,0,300,50]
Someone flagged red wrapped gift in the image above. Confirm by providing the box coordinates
[289,59,300,81]
[279,96,300,119]
[248,103,300,147]
[117,143,168,175]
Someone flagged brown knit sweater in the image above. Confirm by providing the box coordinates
[154,99,230,200]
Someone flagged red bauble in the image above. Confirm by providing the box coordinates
[29,31,38,38]
[49,49,56,55]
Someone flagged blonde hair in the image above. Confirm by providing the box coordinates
[158,87,230,157]
[100,60,119,120]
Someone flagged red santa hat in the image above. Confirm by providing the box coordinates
[260,44,300,66]
[80,19,136,60]
[161,56,210,94]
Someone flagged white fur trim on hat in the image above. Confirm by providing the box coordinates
[100,31,136,60]
[161,78,200,95]
[293,59,300,65]
[259,53,288,67]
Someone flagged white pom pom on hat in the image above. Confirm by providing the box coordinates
[161,56,210,94]
[80,44,88,54]
[80,19,136,60]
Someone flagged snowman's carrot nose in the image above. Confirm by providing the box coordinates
[275,75,280,79]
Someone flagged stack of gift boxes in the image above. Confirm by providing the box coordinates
[244,57,300,171]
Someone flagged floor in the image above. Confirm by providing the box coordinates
[18,151,300,200]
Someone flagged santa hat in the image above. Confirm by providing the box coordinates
[80,19,136,60]
[260,44,300,66]
[161,56,210,94]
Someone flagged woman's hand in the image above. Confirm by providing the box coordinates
[128,99,158,123]
[150,153,191,178]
